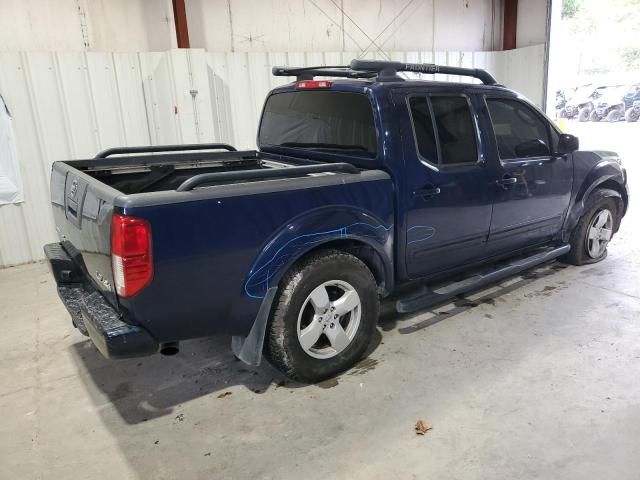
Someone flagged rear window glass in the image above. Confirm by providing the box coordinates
[408,97,438,163]
[430,96,477,165]
[258,91,377,157]
[409,95,478,165]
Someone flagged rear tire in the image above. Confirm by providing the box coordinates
[589,110,600,122]
[563,191,619,266]
[266,250,379,382]
[625,107,639,122]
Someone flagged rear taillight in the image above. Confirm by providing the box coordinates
[111,213,153,298]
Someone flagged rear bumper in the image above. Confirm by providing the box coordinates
[44,243,158,359]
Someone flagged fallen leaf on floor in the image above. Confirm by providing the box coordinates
[415,420,432,435]
[217,391,232,398]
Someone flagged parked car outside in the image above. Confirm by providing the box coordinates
[624,84,640,122]
[562,85,606,121]
[590,85,627,122]
[555,88,568,115]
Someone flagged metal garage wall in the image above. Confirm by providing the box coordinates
[0,45,544,267]
[0,49,214,267]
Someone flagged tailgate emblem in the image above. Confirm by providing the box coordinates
[70,179,79,199]
[96,271,112,289]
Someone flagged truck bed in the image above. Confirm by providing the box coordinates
[68,147,356,194]
[49,143,393,347]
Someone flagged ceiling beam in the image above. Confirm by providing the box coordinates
[172,0,190,48]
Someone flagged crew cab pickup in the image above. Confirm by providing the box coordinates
[45,59,629,382]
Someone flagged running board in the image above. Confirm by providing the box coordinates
[396,244,571,314]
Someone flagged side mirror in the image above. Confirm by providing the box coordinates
[514,139,551,158]
[557,133,579,155]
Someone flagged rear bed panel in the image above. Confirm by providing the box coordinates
[117,170,393,343]
[50,154,393,344]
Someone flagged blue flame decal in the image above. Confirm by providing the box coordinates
[407,225,436,244]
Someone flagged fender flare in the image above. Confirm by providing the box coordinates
[564,163,626,239]
[242,206,394,300]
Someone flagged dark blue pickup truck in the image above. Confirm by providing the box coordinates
[45,60,628,381]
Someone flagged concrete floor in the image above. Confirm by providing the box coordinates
[1,121,639,480]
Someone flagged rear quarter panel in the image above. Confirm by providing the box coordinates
[118,171,393,342]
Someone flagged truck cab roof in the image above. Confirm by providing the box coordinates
[270,78,517,95]
[261,66,532,170]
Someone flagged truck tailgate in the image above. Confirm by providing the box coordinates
[50,161,120,307]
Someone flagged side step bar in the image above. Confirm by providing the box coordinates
[396,244,571,313]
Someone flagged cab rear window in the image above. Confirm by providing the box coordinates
[259,91,377,157]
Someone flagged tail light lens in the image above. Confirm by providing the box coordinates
[111,213,153,297]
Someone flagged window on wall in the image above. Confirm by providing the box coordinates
[0,94,23,205]
[408,95,478,166]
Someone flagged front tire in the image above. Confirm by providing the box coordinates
[266,250,379,382]
[563,191,619,266]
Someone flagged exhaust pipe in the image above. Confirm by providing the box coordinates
[160,342,179,356]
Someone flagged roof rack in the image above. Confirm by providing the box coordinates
[272,65,377,81]
[271,59,498,85]
[351,59,498,85]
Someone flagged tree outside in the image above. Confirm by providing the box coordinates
[558,0,640,82]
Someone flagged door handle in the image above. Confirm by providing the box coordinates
[414,187,441,198]
[496,175,517,188]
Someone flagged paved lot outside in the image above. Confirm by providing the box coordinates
[0,120,639,480]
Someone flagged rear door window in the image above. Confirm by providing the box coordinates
[408,95,478,166]
[408,97,438,164]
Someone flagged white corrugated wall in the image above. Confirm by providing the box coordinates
[0,45,545,268]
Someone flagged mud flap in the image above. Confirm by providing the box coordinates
[231,287,278,366]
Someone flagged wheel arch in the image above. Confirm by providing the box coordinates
[597,179,628,216]
[565,175,626,239]
[289,239,392,296]
[242,206,394,300]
